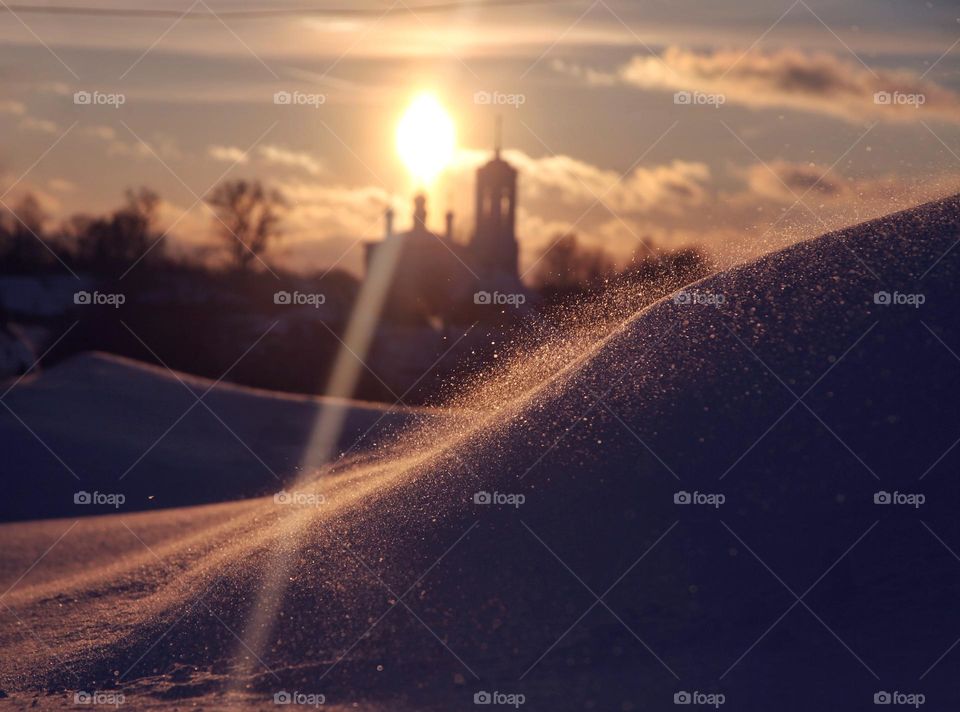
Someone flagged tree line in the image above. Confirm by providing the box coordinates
[0,179,286,276]
[1,180,709,300]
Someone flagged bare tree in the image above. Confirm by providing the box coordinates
[9,193,46,237]
[114,187,160,260]
[205,180,287,270]
[74,187,162,273]
[1,193,50,268]
[123,187,160,229]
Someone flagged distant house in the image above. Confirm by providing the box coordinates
[364,144,530,324]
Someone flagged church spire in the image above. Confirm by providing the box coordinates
[494,114,502,160]
[471,118,518,278]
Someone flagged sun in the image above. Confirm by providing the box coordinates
[396,93,455,185]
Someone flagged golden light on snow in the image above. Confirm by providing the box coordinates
[396,93,455,185]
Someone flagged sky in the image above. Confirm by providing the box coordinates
[1,0,960,278]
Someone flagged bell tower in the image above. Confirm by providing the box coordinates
[471,117,518,278]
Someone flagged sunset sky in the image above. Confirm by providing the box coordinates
[2,0,960,276]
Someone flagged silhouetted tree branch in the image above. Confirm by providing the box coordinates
[205,179,287,271]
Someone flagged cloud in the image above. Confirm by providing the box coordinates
[741,160,851,204]
[19,117,59,134]
[0,100,26,116]
[450,147,711,217]
[105,140,154,159]
[278,182,389,235]
[36,82,71,96]
[208,145,250,164]
[48,178,77,193]
[261,180,392,273]
[80,124,172,161]
[105,133,181,161]
[563,47,960,124]
[80,124,156,161]
[513,153,710,214]
[258,145,322,176]
[83,125,116,141]
[209,144,325,177]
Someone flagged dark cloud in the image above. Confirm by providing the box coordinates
[565,47,960,124]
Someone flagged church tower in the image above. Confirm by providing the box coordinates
[470,117,519,278]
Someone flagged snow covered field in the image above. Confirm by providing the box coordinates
[1,195,959,710]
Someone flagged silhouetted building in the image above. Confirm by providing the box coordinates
[471,144,518,277]
[364,141,530,324]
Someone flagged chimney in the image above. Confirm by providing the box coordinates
[384,206,395,239]
[413,193,427,232]
[445,210,454,240]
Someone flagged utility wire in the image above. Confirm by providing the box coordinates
[0,0,562,20]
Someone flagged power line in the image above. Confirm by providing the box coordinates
[0,0,562,20]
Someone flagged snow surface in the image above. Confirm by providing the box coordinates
[0,351,444,521]
[0,325,34,378]
[1,195,960,710]
[0,275,86,318]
